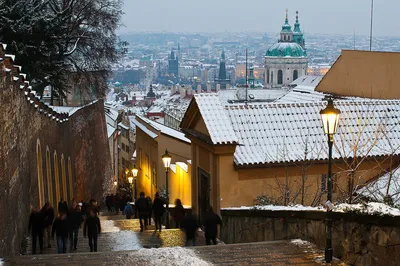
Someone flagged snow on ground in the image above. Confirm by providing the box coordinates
[223,202,400,216]
[127,247,211,266]
[0,258,3,266]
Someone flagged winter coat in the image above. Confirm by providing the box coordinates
[136,197,150,215]
[68,210,84,230]
[152,198,165,216]
[203,211,222,237]
[124,204,134,218]
[182,214,199,239]
[58,201,68,214]
[52,218,69,238]
[172,204,185,222]
[43,207,55,227]
[29,211,45,232]
[83,216,101,237]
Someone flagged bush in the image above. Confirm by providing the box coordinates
[253,195,275,206]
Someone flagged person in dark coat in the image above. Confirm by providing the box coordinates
[203,206,222,245]
[52,212,69,253]
[152,192,165,232]
[172,199,185,228]
[68,205,84,251]
[182,211,199,246]
[146,196,152,225]
[83,209,101,252]
[29,207,45,254]
[41,202,55,248]
[136,192,150,232]
[105,194,111,212]
[58,197,68,214]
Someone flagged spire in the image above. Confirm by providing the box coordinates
[221,49,225,61]
[294,11,301,33]
[285,8,289,24]
[170,49,175,60]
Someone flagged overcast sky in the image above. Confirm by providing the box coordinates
[120,0,399,37]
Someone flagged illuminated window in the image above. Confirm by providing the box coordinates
[68,157,73,201]
[61,154,67,200]
[54,151,60,203]
[46,147,53,205]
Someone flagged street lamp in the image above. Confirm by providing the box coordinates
[131,166,138,200]
[161,149,172,229]
[114,179,118,187]
[320,98,341,263]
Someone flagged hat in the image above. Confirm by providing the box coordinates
[78,202,83,206]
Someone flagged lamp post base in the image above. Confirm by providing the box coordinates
[325,248,333,263]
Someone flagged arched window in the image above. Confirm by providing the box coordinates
[267,69,270,84]
[68,157,73,201]
[61,154,67,201]
[46,147,53,205]
[36,139,44,207]
[293,70,298,81]
[54,151,60,204]
[278,70,283,85]
[271,71,274,84]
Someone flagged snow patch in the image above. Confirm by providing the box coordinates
[223,202,400,216]
[0,258,3,266]
[128,247,211,266]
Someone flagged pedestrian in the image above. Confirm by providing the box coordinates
[202,206,221,245]
[115,193,121,214]
[182,210,199,246]
[111,194,116,213]
[152,192,165,232]
[123,202,134,219]
[172,199,185,228]
[68,205,84,251]
[106,194,111,212]
[136,192,150,232]
[41,202,54,249]
[146,196,152,225]
[28,207,45,254]
[58,197,68,214]
[83,209,101,252]
[52,212,69,254]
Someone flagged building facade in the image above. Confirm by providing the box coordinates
[264,10,308,88]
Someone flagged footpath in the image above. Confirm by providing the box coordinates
[3,212,344,265]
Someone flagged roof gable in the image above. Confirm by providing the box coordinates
[316,50,400,99]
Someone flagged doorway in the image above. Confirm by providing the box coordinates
[198,168,210,222]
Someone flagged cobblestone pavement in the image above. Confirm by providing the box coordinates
[5,212,344,265]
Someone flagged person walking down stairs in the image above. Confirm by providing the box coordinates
[83,209,101,252]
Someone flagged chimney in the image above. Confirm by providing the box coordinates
[206,84,211,92]
[216,84,221,92]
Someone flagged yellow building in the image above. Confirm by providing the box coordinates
[316,50,400,99]
[180,94,400,217]
[132,116,191,204]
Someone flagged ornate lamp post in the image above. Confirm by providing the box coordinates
[161,149,172,229]
[131,166,138,200]
[113,179,118,193]
[320,98,341,263]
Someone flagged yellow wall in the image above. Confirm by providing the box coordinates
[317,50,400,99]
[169,162,192,207]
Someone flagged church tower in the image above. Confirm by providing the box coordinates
[215,49,230,90]
[293,11,305,48]
[168,49,179,77]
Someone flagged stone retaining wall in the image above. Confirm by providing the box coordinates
[221,209,400,266]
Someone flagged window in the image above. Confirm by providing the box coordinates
[36,139,44,207]
[271,71,274,84]
[121,143,125,151]
[278,70,283,84]
[138,149,142,169]
[293,70,298,81]
[152,163,157,187]
[321,174,327,192]
[145,154,150,178]
[267,69,270,84]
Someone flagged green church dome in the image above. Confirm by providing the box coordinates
[266,42,306,57]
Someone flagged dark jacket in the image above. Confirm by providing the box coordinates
[52,217,69,238]
[43,207,55,227]
[29,211,45,232]
[203,211,222,237]
[152,198,165,216]
[124,204,134,218]
[136,197,150,215]
[182,214,199,239]
[68,210,84,229]
[83,216,101,237]
[172,204,185,222]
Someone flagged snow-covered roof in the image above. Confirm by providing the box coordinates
[130,117,158,139]
[107,124,116,138]
[194,94,238,144]
[276,88,326,103]
[290,75,323,89]
[193,93,400,166]
[140,116,190,143]
[50,106,82,116]
[118,122,130,130]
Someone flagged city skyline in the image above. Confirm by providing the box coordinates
[120,0,400,37]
